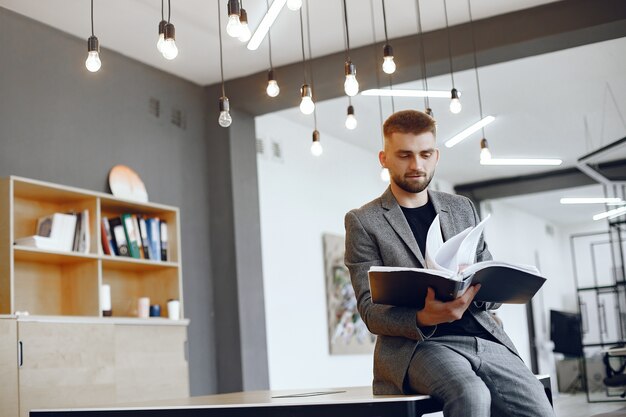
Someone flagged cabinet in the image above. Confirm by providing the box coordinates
[0,176,183,317]
[0,176,189,416]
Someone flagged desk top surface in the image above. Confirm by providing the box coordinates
[33,386,431,413]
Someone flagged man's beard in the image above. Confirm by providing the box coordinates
[391,170,434,194]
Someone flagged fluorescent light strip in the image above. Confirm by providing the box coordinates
[361,89,451,98]
[560,197,623,205]
[593,206,626,221]
[444,116,495,148]
[480,158,562,166]
[247,0,287,51]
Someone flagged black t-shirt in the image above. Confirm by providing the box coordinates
[400,200,494,340]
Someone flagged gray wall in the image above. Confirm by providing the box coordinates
[0,8,217,395]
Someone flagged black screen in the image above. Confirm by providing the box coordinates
[550,309,583,357]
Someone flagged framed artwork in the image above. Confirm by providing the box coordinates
[323,233,375,355]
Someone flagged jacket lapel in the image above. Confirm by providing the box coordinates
[381,187,426,267]
[428,190,456,241]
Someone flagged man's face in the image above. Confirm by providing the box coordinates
[379,131,440,194]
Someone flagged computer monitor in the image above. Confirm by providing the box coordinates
[550,309,583,357]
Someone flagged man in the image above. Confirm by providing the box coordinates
[344,110,553,417]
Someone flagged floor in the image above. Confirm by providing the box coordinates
[422,393,626,417]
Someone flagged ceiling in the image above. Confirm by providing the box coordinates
[2,0,625,225]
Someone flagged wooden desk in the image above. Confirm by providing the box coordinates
[31,376,552,417]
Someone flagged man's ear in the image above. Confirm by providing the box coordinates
[379,150,386,167]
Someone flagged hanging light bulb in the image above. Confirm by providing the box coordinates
[449,88,462,114]
[345,105,357,130]
[157,20,167,53]
[266,70,280,97]
[226,0,242,38]
[344,61,359,96]
[218,96,232,128]
[311,130,323,156]
[480,138,491,162]
[85,36,101,72]
[382,44,396,74]
[300,84,315,115]
[238,8,252,42]
[162,23,178,60]
[380,167,390,182]
[287,0,303,11]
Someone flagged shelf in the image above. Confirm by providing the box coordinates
[101,256,178,271]
[577,281,626,292]
[14,246,99,264]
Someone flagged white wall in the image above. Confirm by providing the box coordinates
[255,114,386,389]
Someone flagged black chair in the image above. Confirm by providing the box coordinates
[603,346,626,398]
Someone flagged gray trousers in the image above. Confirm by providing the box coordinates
[407,335,554,417]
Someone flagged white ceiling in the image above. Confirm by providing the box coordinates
[0,0,559,85]
[2,0,625,225]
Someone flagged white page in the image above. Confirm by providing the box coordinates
[424,215,445,271]
[453,214,490,271]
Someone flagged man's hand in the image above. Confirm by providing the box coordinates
[416,284,482,327]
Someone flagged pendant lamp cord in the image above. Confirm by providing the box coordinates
[305,0,317,128]
[217,0,226,97]
[443,0,455,88]
[266,0,274,70]
[90,0,94,36]
[299,8,307,83]
[467,0,485,135]
[415,0,429,110]
[342,0,351,60]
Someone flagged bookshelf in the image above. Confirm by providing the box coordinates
[0,176,189,417]
[0,175,184,319]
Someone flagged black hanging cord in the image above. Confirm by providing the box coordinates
[342,0,351,59]
[381,0,389,43]
[90,0,94,36]
[370,0,385,148]
[161,0,164,21]
[167,0,171,23]
[305,0,318,128]
[217,0,226,97]
[467,0,485,135]
[299,8,307,83]
[443,0,455,87]
[266,0,274,69]
[415,0,429,110]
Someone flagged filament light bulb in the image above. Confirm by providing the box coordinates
[345,105,357,130]
[218,97,232,128]
[157,20,167,53]
[311,130,323,156]
[382,44,396,74]
[85,36,101,72]
[226,0,242,38]
[480,138,491,162]
[238,9,251,42]
[300,84,315,115]
[162,23,178,60]
[344,61,359,96]
[449,88,462,114]
[287,0,303,11]
[266,71,280,97]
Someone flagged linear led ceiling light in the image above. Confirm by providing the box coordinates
[361,89,451,98]
[247,0,287,50]
[480,158,563,166]
[444,116,495,148]
[560,197,623,205]
[593,206,626,221]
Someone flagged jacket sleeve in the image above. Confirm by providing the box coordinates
[466,198,502,311]
[344,210,433,341]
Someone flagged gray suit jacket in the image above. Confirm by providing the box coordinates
[344,187,519,395]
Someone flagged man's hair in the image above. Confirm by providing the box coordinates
[383,110,436,139]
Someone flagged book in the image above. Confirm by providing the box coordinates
[71,212,82,252]
[368,214,547,309]
[14,235,65,251]
[160,220,168,261]
[121,213,141,259]
[78,209,90,254]
[108,217,130,257]
[137,215,151,260]
[36,212,77,252]
[132,215,145,259]
[101,217,116,256]
[145,217,161,261]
